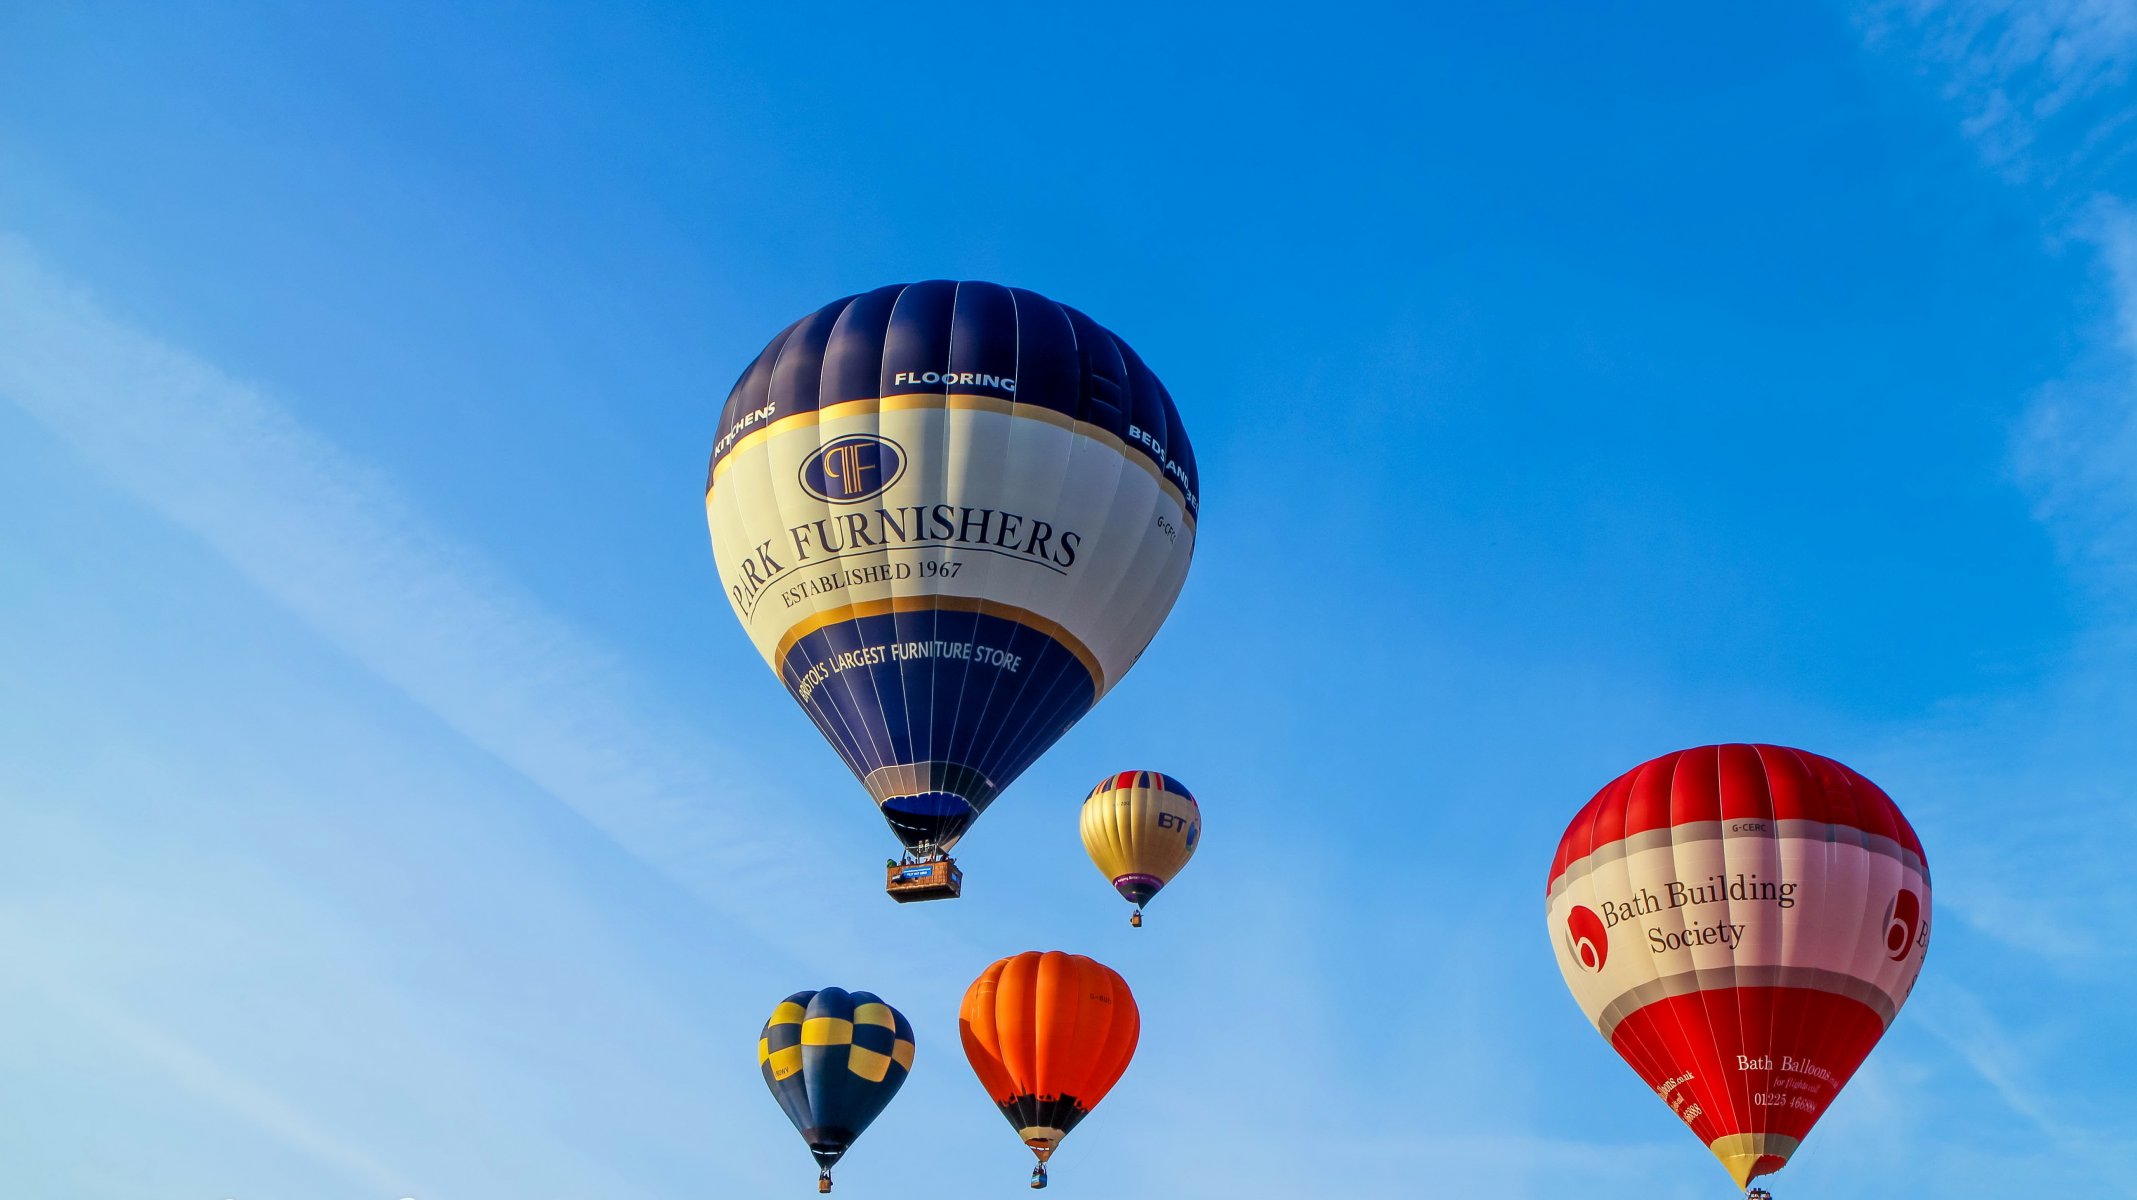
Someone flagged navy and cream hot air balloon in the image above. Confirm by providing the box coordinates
[707,282,1200,899]
[759,987,915,1193]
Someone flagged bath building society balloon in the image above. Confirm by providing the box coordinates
[1545,744,1931,1191]
[706,282,1199,888]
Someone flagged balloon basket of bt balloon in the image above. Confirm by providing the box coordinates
[884,855,962,902]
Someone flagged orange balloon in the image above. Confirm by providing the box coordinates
[958,951,1139,1185]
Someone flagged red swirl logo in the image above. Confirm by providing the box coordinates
[1885,889,1922,961]
[1566,906,1609,972]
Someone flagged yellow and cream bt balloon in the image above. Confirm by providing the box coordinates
[1080,770,1200,926]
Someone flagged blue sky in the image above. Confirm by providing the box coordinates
[2,2,2134,1197]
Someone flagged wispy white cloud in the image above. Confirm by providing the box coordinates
[2016,199,2137,607]
[0,235,858,965]
[1968,197,2137,982]
[1848,3,2137,1192]
[1855,0,2137,964]
[10,955,412,1197]
[1912,982,2137,1193]
[1858,0,2137,184]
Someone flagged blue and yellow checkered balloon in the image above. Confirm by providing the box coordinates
[759,987,915,1190]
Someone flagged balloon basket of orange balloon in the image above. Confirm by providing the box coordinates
[884,856,962,902]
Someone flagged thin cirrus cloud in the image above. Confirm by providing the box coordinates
[1855,0,2137,965]
[1846,6,2137,1192]
[2018,200,2137,606]
[0,234,860,969]
[1857,0,2137,185]
[14,966,410,1196]
[1912,980,2137,1185]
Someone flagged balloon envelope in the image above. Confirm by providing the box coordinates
[958,951,1139,1164]
[707,282,1199,853]
[1080,770,1201,908]
[759,987,915,1179]
[1545,744,1931,1187]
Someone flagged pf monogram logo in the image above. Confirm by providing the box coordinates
[799,435,906,504]
[824,442,876,496]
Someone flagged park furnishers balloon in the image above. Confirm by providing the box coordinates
[1546,744,1931,1190]
[959,951,1139,1189]
[759,987,915,1193]
[1080,770,1201,926]
[707,282,1198,867]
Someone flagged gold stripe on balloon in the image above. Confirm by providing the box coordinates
[706,393,1196,526]
[773,594,1107,693]
[1705,1132,1800,1188]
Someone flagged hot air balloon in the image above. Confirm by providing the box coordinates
[1080,770,1201,926]
[1545,744,1931,1193]
[706,282,1200,901]
[759,987,916,1193]
[959,951,1139,1189]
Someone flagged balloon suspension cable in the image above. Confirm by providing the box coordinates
[818,1166,833,1193]
[1129,907,1143,928]
[1029,1162,1049,1190]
